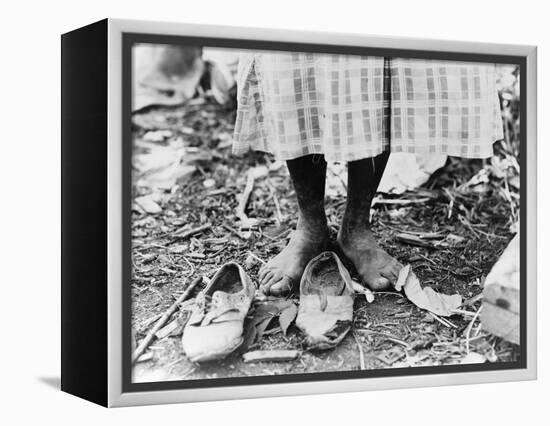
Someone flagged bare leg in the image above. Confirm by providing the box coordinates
[259,154,329,296]
[337,152,402,290]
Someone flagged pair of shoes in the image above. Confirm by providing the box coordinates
[182,252,355,362]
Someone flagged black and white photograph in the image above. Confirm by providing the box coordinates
[5,0,547,419]
[128,41,523,384]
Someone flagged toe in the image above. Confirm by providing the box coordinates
[262,272,282,293]
[259,269,274,286]
[380,266,399,282]
[269,276,293,296]
[385,259,404,281]
[362,270,391,290]
[371,276,391,290]
[258,265,271,281]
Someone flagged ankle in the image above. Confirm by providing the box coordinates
[339,212,374,245]
[296,214,328,241]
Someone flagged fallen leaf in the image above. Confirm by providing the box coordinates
[135,352,154,363]
[351,280,375,303]
[464,168,490,187]
[461,352,486,364]
[376,347,405,365]
[138,164,196,190]
[251,165,269,179]
[255,316,275,340]
[508,175,520,190]
[132,229,147,238]
[266,299,294,311]
[203,178,216,188]
[169,245,188,254]
[135,195,162,214]
[396,233,434,248]
[154,319,181,339]
[237,319,257,353]
[395,265,462,317]
[445,233,465,245]
[279,303,298,336]
[186,252,206,259]
[247,300,294,342]
[143,129,173,142]
[251,303,280,325]
[245,253,259,269]
[268,161,284,172]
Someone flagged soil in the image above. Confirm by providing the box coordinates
[130,96,520,384]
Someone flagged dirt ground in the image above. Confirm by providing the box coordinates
[130,96,520,383]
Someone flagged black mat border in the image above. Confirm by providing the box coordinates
[121,31,528,394]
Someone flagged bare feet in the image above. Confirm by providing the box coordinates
[259,225,329,296]
[337,225,402,291]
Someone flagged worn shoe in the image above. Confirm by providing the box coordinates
[182,262,255,362]
[296,251,355,350]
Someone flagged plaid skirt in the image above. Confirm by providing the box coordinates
[233,52,504,162]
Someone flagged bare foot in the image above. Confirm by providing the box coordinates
[259,226,329,296]
[337,225,402,290]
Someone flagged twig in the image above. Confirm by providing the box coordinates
[243,350,300,363]
[451,308,477,317]
[503,177,517,222]
[178,366,197,380]
[173,223,212,240]
[236,168,256,223]
[260,228,293,243]
[132,275,203,363]
[179,255,195,277]
[139,312,163,330]
[223,224,247,240]
[272,191,283,224]
[430,312,456,328]
[396,233,434,248]
[352,332,366,370]
[444,188,455,219]
[247,251,267,265]
[419,254,437,266]
[166,356,186,370]
[465,305,483,354]
[458,215,480,239]
[461,293,483,308]
[356,329,408,347]
[373,291,404,298]
[386,337,411,349]
[441,316,458,328]
[372,196,432,206]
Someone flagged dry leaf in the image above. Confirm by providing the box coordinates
[251,303,280,325]
[245,253,259,269]
[461,352,486,364]
[237,319,257,353]
[376,347,405,365]
[396,233,434,248]
[154,319,181,339]
[279,303,298,336]
[351,280,375,303]
[445,233,465,245]
[143,129,173,142]
[395,265,462,317]
[135,352,154,363]
[255,316,274,340]
[135,195,162,214]
[247,300,296,343]
[203,178,216,188]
